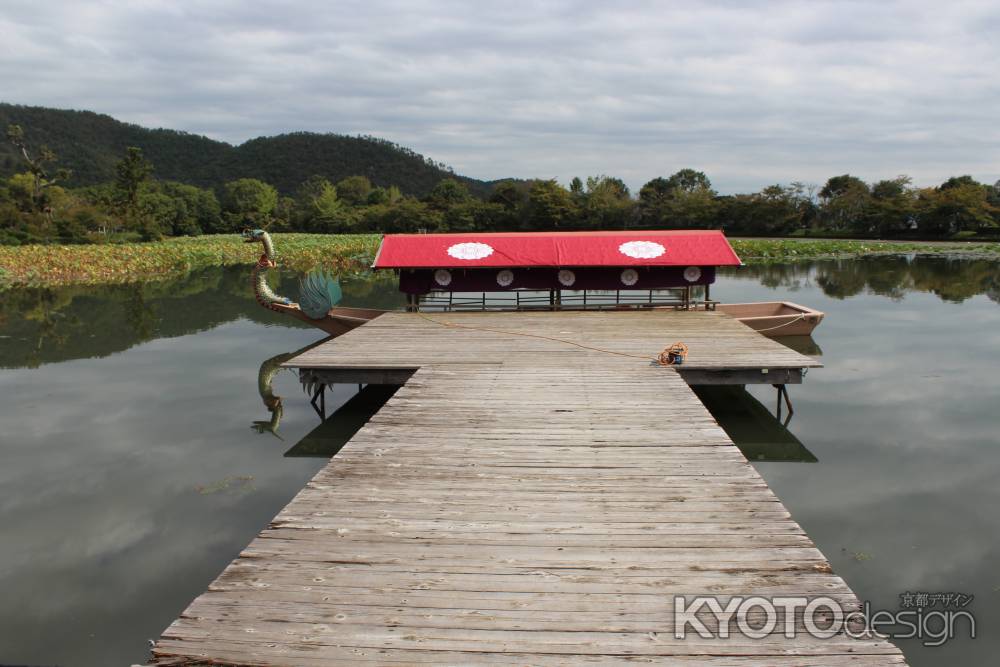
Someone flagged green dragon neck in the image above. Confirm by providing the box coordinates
[261,232,276,261]
[252,232,293,309]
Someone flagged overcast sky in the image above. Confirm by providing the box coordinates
[2,0,998,193]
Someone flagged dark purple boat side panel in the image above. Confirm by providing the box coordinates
[398,266,715,294]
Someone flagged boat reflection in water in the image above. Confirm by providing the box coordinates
[772,334,823,358]
[692,385,818,463]
[250,340,401,458]
[250,338,332,440]
[250,351,296,439]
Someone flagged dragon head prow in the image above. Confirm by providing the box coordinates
[242,228,267,243]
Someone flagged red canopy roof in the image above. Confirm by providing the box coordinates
[373,230,742,269]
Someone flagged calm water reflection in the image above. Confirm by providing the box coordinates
[725,256,1000,666]
[0,256,998,666]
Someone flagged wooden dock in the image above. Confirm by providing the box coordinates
[150,311,906,665]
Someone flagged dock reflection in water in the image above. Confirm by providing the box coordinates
[693,384,817,462]
[283,384,399,458]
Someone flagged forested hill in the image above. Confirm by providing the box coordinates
[0,103,489,196]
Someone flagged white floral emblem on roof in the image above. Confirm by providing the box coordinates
[618,240,665,259]
[447,242,494,260]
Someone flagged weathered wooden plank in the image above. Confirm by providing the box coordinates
[152,636,906,665]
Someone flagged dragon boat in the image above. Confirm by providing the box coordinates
[243,229,385,336]
[244,230,823,339]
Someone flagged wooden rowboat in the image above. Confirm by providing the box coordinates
[717,301,825,337]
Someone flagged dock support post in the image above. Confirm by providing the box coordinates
[774,384,793,420]
[310,384,327,421]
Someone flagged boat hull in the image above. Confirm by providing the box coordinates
[271,304,388,336]
[717,301,825,337]
[273,299,823,339]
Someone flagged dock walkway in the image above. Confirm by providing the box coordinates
[151,311,906,665]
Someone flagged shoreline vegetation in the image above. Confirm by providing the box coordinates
[2,234,998,290]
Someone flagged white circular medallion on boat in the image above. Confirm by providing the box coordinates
[434,269,452,286]
[496,269,514,287]
[447,242,494,260]
[620,268,639,286]
[557,269,576,287]
[618,240,665,259]
[683,266,702,283]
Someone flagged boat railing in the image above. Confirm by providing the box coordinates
[414,287,714,312]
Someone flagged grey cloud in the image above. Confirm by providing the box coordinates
[1,0,997,192]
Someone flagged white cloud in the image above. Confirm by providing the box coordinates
[1,0,998,192]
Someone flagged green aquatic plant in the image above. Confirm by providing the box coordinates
[194,475,256,495]
[0,234,996,290]
[0,233,380,289]
[731,238,1000,264]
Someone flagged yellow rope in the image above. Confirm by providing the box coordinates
[414,311,682,365]
[749,313,807,333]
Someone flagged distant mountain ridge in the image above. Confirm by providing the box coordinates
[0,103,495,196]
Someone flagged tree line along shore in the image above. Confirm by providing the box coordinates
[3,122,1000,248]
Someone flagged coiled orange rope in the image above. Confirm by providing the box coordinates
[657,342,689,366]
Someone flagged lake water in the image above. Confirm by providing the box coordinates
[0,256,998,666]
